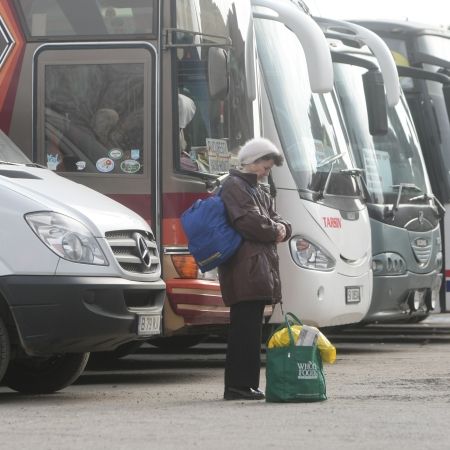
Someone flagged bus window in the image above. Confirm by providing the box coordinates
[175,41,234,175]
[44,62,144,175]
[14,0,157,39]
[173,0,253,175]
[35,46,155,193]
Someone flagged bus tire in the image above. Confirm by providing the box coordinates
[408,314,429,324]
[3,352,89,394]
[0,316,10,383]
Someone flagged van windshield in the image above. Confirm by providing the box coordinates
[255,19,360,198]
[0,132,32,165]
[334,62,432,205]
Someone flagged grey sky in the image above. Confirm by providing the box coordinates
[307,0,450,28]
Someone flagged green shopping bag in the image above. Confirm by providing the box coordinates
[265,312,327,402]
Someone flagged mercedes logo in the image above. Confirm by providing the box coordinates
[418,211,424,225]
[134,233,151,268]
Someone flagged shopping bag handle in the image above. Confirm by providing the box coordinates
[284,312,303,347]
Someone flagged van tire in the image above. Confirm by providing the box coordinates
[3,352,89,394]
[0,316,10,383]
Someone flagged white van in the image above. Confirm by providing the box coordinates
[0,131,165,394]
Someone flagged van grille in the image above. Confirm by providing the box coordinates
[105,230,160,274]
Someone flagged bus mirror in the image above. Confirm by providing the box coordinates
[208,47,229,100]
[363,70,388,135]
[443,84,450,121]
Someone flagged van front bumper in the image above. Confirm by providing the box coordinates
[0,275,165,356]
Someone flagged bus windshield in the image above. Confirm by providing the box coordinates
[254,19,359,197]
[334,62,432,205]
[417,34,450,63]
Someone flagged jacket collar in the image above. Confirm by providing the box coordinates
[229,169,258,187]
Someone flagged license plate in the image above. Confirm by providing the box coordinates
[137,315,161,336]
[346,286,361,304]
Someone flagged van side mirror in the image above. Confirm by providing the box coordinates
[443,84,450,122]
[208,47,229,100]
[363,69,388,135]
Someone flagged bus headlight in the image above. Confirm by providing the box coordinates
[371,253,406,276]
[25,212,108,265]
[435,251,443,271]
[289,237,335,271]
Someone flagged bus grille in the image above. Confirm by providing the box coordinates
[105,230,160,274]
[411,241,432,266]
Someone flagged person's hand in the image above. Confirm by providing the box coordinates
[276,223,286,242]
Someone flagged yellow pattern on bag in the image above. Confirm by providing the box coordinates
[267,324,336,364]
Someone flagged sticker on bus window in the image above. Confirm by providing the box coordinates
[47,154,61,171]
[108,148,123,160]
[96,157,115,173]
[121,159,141,174]
[76,161,86,171]
[206,138,230,174]
[131,149,140,160]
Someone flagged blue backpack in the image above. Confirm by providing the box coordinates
[181,188,242,273]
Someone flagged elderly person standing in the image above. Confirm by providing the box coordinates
[219,137,292,401]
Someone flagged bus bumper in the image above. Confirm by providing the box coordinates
[363,271,442,323]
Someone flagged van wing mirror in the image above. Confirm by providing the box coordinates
[208,47,229,100]
[363,70,388,135]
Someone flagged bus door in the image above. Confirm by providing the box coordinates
[34,44,157,227]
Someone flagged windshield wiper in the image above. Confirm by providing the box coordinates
[317,152,346,169]
[0,160,46,168]
[409,192,446,218]
[387,183,423,219]
[340,167,371,202]
[316,152,354,199]
[25,162,46,169]
[0,160,22,166]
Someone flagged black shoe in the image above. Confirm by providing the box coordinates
[224,387,265,400]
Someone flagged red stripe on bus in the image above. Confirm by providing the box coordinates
[0,0,26,132]
[163,192,210,218]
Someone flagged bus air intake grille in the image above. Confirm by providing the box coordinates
[105,230,160,274]
[411,241,432,266]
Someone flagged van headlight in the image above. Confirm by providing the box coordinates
[289,236,335,271]
[25,212,108,265]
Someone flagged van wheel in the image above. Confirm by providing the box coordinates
[3,353,89,394]
[0,317,10,383]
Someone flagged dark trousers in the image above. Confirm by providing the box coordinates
[225,300,266,389]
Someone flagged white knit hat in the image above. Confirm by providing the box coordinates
[238,137,281,165]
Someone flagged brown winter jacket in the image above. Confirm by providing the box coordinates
[218,169,292,307]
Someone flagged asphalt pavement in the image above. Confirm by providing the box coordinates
[1,315,450,450]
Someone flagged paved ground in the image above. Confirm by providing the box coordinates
[1,316,450,450]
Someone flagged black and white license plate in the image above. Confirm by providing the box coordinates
[346,286,361,304]
[137,315,161,336]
